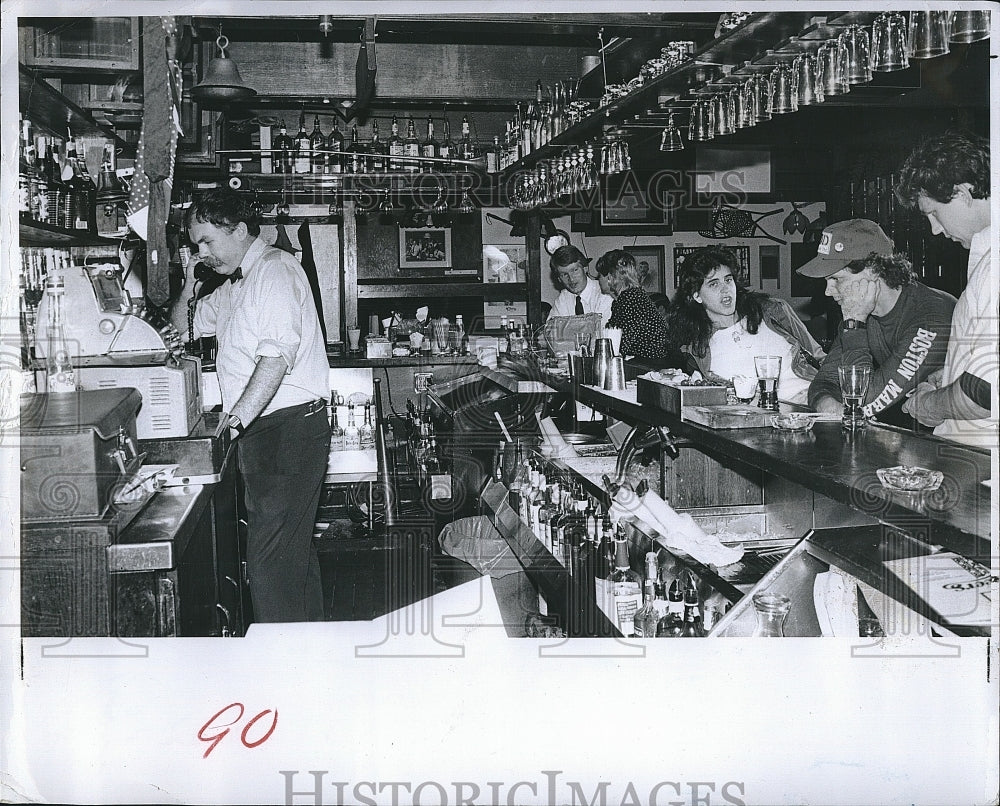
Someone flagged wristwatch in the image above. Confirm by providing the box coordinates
[842,319,867,330]
[227,414,245,437]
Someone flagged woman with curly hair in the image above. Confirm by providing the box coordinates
[594,249,687,367]
[667,245,824,403]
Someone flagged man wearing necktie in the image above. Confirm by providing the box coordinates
[187,189,331,623]
[547,244,614,327]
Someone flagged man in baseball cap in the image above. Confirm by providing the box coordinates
[798,219,957,426]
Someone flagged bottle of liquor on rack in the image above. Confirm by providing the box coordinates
[681,587,706,637]
[346,125,369,173]
[325,119,345,174]
[402,116,420,173]
[309,115,326,174]
[609,531,642,636]
[359,402,375,448]
[439,117,455,170]
[330,401,345,451]
[294,113,311,174]
[657,577,685,637]
[388,114,404,171]
[18,117,35,218]
[369,119,388,172]
[457,115,477,164]
[32,136,53,225]
[421,115,438,172]
[344,403,361,449]
[72,136,98,234]
[633,552,660,638]
[274,119,294,174]
[486,136,501,174]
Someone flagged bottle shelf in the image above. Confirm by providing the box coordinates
[18,214,116,246]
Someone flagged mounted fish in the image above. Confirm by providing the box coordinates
[337,18,377,122]
[782,201,810,235]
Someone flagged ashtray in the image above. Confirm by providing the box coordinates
[770,413,814,432]
[876,465,944,493]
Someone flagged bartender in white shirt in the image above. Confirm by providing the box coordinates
[547,245,614,328]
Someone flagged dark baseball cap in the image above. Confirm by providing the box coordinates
[549,244,591,269]
[797,219,894,278]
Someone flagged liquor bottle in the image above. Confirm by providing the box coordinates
[346,125,369,173]
[457,115,476,163]
[486,135,501,174]
[309,116,326,174]
[72,138,98,234]
[344,403,361,449]
[602,533,640,636]
[330,402,345,451]
[62,136,89,231]
[369,119,388,172]
[387,114,404,171]
[274,120,294,174]
[439,117,455,170]
[31,136,51,225]
[325,119,344,174]
[402,116,420,172]
[658,578,686,637]
[420,115,438,173]
[633,553,660,637]
[681,588,706,637]
[18,119,36,218]
[454,315,467,355]
[294,113,311,173]
[43,275,76,394]
[359,402,375,448]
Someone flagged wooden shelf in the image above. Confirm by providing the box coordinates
[19,64,128,149]
[357,280,526,299]
[19,215,117,246]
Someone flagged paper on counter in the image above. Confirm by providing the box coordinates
[535,414,579,458]
[883,552,996,627]
[609,486,744,567]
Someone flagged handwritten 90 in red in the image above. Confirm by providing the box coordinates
[198,703,278,758]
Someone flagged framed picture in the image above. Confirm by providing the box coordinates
[482,245,527,283]
[673,244,751,288]
[596,175,672,234]
[399,227,452,269]
[624,245,666,296]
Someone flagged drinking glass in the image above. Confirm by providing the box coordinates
[753,72,773,121]
[844,25,873,84]
[908,11,951,59]
[751,593,791,637]
[347,328,362,352]
[770,63,798,114]
[838,364,872,429]
[712,91,735,136]
[433,319,451,354]
[820,39,850,96]
[754,355,782,410]
[735,79,755,128]
[949,11,990,43]
[795,53,824,106]
[733,374,757,405]
[872,12,909,72]
[689,99,715,142]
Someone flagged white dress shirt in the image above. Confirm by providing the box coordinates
[550,277,614,328]
[194,237,329,415]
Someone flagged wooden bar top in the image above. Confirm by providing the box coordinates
[484,360,993,556]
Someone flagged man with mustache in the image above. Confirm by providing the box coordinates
[798,219,956,428]
[896,131,996,448]
[187,189,331,622]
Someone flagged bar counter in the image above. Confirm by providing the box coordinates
[478,359,992,555]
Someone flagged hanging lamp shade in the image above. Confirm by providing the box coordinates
[192,36,256,106]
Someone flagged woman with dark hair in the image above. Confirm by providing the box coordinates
[594,250,686,366]
[667,245,824,403]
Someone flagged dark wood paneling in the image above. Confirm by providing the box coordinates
[356,218,482,278]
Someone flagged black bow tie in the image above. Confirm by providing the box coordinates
[228,267,243,284]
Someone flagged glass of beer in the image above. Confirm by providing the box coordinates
[754,355,782,410]
[838,364,872,429]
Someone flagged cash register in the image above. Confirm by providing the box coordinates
[34,260,202,439]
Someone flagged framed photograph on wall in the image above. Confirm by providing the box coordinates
[399,227,452,269]
[673,244,750,288]
[624,245,666,296]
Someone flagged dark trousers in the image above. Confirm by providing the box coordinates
[238,399,330,622]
